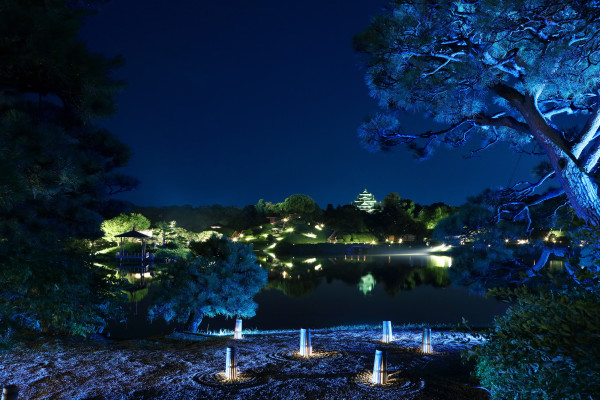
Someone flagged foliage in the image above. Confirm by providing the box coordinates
[0,241,127,336]
[152,221,211,248]
[473,285,600,399]
[101,213,151,244]
[355,0,600,226]
[133,204,244,232]
[255,199,284,216]
[282,194,319,217]
[0,0,133,335]
[153,247,190,261]
[433,189,549,292]
[323,195,452,242]
[149,238,268,332]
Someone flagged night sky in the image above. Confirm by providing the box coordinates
[81,0,540,208]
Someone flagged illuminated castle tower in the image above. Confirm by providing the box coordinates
[353,189,378,213]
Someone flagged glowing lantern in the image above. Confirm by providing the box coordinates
[300,328,312,356]
[234,319,243,339]
[422,328,432,353]
[225,347,238,380]
[372,349,388,385]
[382,321,393,343]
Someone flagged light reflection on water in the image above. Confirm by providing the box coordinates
[106,253,506,338]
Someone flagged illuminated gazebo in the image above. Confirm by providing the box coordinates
[115,228,152,267]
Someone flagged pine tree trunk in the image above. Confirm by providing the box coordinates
[518,96,600,226]
[555,159,600,226]
[532,128,600,226]
[186,312,203,333]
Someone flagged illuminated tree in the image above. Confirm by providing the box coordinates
[149,238,267,332]
[355,0,600,227]
[283,194,318,217]
[101,213,151,244]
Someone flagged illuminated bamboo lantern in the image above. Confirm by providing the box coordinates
[234,318,243,339]
[372,349,388,385]
[382,320,393,343]
[1,385,19,400]
[422,328,432,353]
[299,328,312,356]
[225,347,238,380]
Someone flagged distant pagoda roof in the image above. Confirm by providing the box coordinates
[352,189,377,213]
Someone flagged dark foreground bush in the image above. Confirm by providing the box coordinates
[473,286,600,399]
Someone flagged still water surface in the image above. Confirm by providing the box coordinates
[108,254,508,339]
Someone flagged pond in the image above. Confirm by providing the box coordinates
[107,252,508,339]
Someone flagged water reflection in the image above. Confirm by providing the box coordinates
[358,273,376,295]
[102,252,506,337]
[265,255,452,298]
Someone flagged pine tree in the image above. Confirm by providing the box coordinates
[355,0,600,227]
[0,0,136,335]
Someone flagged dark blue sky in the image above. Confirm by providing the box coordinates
[81,0,539,208]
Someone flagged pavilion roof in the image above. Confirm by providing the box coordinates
[115,229,151,239]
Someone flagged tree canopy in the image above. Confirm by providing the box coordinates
[149,237,267,332]
[101,213,151,244]
[283,194,319,217]
[355,0,600,227]
[0,0,134,335]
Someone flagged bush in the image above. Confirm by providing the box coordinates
[473,286,600,399]
[351,233,377,243]
[154,247,190,260]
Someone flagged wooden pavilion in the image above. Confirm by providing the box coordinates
[115,228,153,267]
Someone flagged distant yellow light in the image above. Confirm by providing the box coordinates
[314,264,322,271]
[303,258,317,263]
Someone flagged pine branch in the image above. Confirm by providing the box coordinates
[473,112,530,134]
[573,105,600,163]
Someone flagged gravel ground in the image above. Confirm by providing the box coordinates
[0,328,490,399]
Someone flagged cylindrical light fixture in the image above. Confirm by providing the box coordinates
[382,320,393,343]
[234,318,243,339]
[300,328,312,357]
[422,328,432,353]
[372,349,388,385]
[225,347,238,380]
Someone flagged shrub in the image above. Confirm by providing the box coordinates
[473,286,600,399]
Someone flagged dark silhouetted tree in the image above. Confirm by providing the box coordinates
[0,0,135,335]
